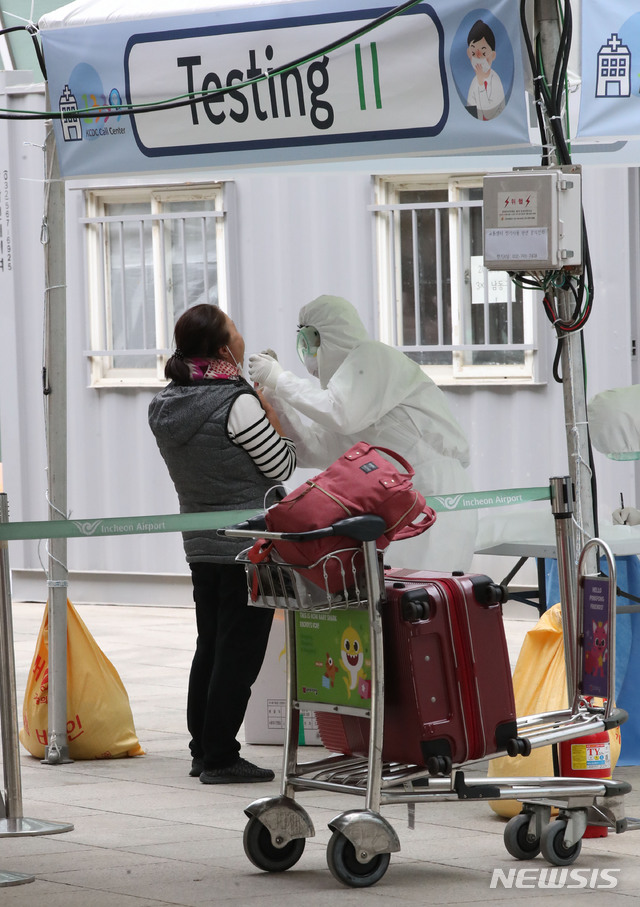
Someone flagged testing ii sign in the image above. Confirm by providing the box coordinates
[40,0,528,176]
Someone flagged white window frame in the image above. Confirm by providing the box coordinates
[372,173,540,385]
[82,182,230,387]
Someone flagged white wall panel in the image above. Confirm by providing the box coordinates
[0,77,50,584]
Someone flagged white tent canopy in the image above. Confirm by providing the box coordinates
[40,0,295,26]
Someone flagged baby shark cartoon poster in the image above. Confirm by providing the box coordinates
[295,610,372,708]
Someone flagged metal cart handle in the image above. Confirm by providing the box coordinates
[218,513,387,543]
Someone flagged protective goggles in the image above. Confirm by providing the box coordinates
[296,325,321,363]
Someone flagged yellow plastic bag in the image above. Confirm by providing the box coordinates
[20,600,144,759]
[488,603,620,817]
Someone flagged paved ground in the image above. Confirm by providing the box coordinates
[2,599,639,905]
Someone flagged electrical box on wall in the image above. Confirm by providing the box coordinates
[482,166,582,272]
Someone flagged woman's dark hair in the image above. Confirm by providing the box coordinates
[467,20,495,51]
[165,304,230,383]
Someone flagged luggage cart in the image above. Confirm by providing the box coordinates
[219,478,639,888]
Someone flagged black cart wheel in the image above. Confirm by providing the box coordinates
[540,819,582,866]
[504,813,541,860]
[243,816,305,872]
[326,829,390,888]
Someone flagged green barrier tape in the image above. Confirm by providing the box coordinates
[425,486,550,512]
[0,486,551,542]
[0,509,261,542]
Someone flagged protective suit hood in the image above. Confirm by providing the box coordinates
[299,295,369,388]
[266,294,475,569]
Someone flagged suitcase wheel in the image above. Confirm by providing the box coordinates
[506,737,532,758]
[426,755,453,776]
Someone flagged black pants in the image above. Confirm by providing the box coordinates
[187,562,274,769]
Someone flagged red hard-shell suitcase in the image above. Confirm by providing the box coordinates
[315,568,517,771]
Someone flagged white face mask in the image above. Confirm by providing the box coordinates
[225,346,243,376]
[304,354,319,378]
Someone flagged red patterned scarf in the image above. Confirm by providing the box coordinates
[186,357,241,379]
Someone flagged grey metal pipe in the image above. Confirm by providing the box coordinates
[43,115,70,765]
[363,540,384,814]
[282,608,300,800]
[0,493,24,819]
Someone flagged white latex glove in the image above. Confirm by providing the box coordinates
[261,348,278,360]
[612,506,640,526]
[248,352,283,389]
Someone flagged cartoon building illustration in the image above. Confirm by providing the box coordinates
[465,19,505,121]
[596,34,631,98]
[59,84,82,141]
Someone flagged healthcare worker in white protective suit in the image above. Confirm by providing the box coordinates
[248,295,477,572]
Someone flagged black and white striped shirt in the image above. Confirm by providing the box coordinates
[228,394,296,482]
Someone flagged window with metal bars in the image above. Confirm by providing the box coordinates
[82,184,228,386]
[372,175,538,383]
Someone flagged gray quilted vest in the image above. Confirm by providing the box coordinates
[149,378,280,563]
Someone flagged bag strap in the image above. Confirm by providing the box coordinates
[388,503,437,541]
[246,539,273,602]
[345,443,415,478]
[247,538,273,565]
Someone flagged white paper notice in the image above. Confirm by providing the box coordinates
[484,227,548,263]
[470,256,510,304]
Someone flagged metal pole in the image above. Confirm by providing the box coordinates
[0,493,74,875]
[42,107,70,764]
[535,1,597,575]
[559,329,596,568]
[363,540,384,814]
[0,494,23,818]
[282,609,300,800]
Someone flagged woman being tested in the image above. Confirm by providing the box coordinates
[248,295,476,573]
[149,304,296,784]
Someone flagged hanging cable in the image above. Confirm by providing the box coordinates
[519,1,600,542]
[1,0,422,121]
[518,0,594,346]
[0,18,47,79]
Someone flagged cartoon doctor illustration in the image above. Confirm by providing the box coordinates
[466,19,505,121]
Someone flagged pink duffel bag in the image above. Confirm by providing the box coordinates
[248,442,436,593]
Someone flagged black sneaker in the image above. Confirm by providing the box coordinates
[189,758,204,777]
[199,758,275,784]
